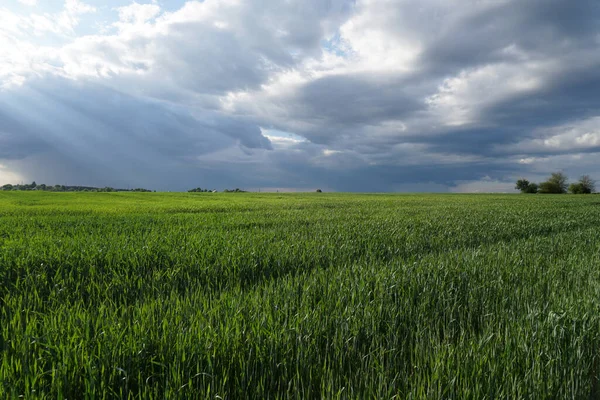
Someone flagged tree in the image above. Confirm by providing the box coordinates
[189,187,214,192]
[515,179,538,194]
[524,182,538,193]
[515,179,530,192]
[569,175,595,194]
[539,172,568,194]
[569,183,583,194]
[579,175,595,194]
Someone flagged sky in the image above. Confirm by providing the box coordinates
[1,0,599,192]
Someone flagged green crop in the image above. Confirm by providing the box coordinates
[1,192,599,399]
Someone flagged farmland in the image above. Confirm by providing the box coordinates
[1,192,600,398]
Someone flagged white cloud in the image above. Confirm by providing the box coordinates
[518,157,538,165]
[55,0,96,34]
[262,130,307,149]
[425,61,546,127]
[18,0,37,6]
[0,0,96,43]
[0,8,27,36]
[114,2,161,29]
[502,116,600,153]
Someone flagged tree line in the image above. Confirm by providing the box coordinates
[187,188,246,193]
[516,173,596,194]
[2,183,249,193]
[188,187,216,193]
[1,182,152,192]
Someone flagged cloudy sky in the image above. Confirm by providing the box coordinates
[1,0,599,192]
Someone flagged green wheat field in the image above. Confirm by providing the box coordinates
[1,192,600,399]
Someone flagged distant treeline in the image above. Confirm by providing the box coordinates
[188,188,247,193]
[188,187,216,193]
[1,182,152,192]
[2,182,252,193]
[516,173,596,194]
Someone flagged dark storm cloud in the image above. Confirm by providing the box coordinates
[421,0,600,71]
[0,110,51,159]
[300,74,423,124]
[0,76,272,189]
[242,0,600,189]
[264,149,522,192]
[281,73,425,145]
[152,23,287,95]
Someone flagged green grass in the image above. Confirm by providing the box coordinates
[1,192,600,399]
